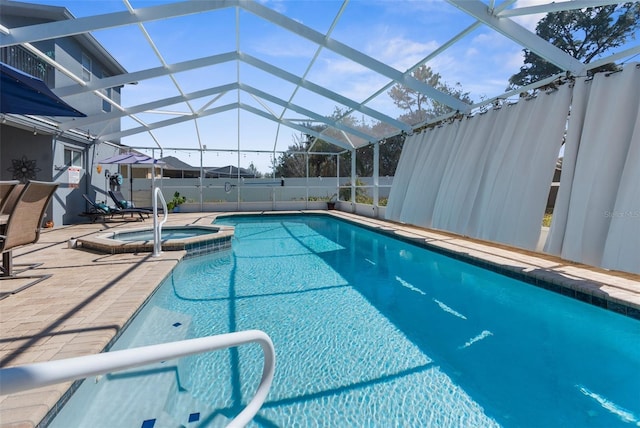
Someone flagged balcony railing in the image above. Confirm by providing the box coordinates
[1,45,55,87]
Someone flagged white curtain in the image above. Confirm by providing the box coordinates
[415,122,461,228]
[386,85,571,251]
[544,79,592,255]
[601,107,640,272]
[385,64,639,274]
[465,101,524,239]
[400,123,460,227]
[550,64,640,273]
[474,84,573,249]
[431,110,498,234]
[399,131,437,226]
[385,133,422,220]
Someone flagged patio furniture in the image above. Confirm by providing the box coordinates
[0,180,19,210]
[108,189,160,213]
[81,194,151,223]
[0,181,59,299]
[0,181,19,228]
[109,189,131,209]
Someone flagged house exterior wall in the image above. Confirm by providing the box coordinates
[0,125,55,224]
[51,38,123,137]
[0,1,125,225]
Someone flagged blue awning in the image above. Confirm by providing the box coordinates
[0,62,86,117]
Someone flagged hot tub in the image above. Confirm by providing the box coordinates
[78,225,234,257]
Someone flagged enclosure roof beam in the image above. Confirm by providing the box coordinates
[100,100,353,151]
[0,0,234,46]
[240,53,410,133]
[54,52,238,97]
[497,0,623,18]
[56,48,407,136]
[448,0,585,75]
[59,83,239,131]
[240,83,376,142]
[239,104,353,151]
[99,102,239,141]
[241,0,471,113]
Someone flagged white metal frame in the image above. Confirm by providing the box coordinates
[1,0,635,155]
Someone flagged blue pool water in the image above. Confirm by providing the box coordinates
[50,215,640,427]
[113,227,214,242]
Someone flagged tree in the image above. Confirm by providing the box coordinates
[378,133,405,177]
[271,106,382,178]
[247,162,262,178]
[271,139,308,178]
[388,65,473,125]
[271,121,345,178]
[509,3,640,87]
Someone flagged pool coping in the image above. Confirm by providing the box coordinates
[78,224,234,256]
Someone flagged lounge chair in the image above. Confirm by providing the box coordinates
[81,194,151,222]
[108,189,134,209]
[108,190,158,213]
[0,181,58,298]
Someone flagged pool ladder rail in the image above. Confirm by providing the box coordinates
[153,187,168,257]
[0,330,276,427]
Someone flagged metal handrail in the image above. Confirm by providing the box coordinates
[0,330,276,428]
[153,186,168,257]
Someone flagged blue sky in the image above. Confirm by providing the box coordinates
[22,0,638,173]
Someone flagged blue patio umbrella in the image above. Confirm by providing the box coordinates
[0,62,86,116]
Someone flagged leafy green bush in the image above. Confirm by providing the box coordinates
[167,191,186,211]
[339,178,369,202]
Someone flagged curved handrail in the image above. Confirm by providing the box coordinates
[153,187,169,257]
[0,330,275,427]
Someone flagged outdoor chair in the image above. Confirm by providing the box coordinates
[108,189,134,209]
[81,194,151,222]
[0,180,58,299]
[0,181,20,225]
[108,190,159,214]
[0,180,19,212]
[1,183,24,215]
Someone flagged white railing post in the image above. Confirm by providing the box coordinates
[153,187,168,257]
[0,330,275,428]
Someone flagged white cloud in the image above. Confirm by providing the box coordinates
[342,75,392,103]
[372,36,440,71]
[471,32,507,46]
[510,0,556,31]
[258,0,287,15]
[466,47,479,57]
[321,57,370,76]
[503,50,526,70]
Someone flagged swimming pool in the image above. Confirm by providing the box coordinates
[50,215,640,427]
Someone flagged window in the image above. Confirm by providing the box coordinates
[64,147,83,167]
[82,53,91,82]
[102,87,112,112]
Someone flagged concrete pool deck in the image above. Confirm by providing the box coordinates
[1,211,639,427]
